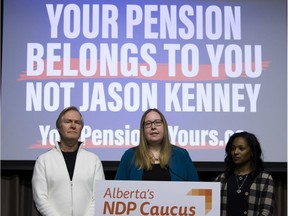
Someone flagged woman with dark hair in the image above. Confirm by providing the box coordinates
[215,131,275,216]
[115,108,199,181]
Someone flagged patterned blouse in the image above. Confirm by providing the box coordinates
[215,171,275,216]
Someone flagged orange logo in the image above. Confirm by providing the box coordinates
[187,189,212,215]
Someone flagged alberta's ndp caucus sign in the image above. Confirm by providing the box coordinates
[95,181,220,216]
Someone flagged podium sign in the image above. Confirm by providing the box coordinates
[95,180,220,216]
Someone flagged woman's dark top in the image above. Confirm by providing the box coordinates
[142,164,171,181]
[227,173,253,216]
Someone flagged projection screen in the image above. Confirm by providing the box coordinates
[1,0,287,163]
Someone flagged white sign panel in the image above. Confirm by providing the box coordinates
[95,180,220,216]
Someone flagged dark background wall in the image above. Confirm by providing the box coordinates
[1,161,287,216]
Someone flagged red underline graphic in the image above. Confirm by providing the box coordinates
[19,60,271,81]
[29,140,225,150]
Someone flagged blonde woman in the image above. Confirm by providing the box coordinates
[115,108,199,181]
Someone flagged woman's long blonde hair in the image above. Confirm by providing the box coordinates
[134,108,172,170]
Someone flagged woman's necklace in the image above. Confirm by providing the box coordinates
[152,155,159,162]
[235,174,248,194]
[149,149,160,163]
[149,153,160,163]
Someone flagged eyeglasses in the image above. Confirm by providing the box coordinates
[143,119,163,129]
